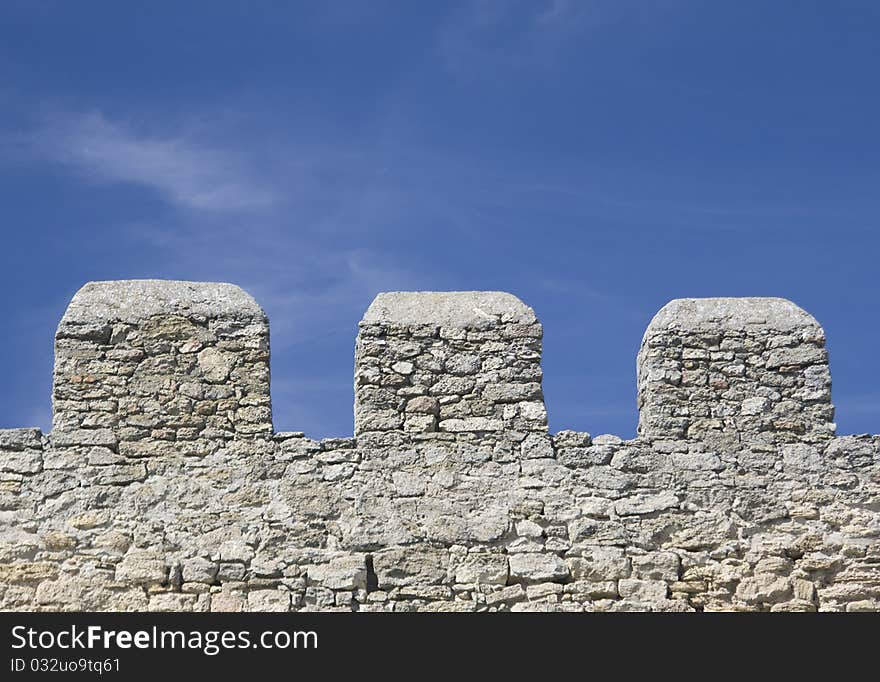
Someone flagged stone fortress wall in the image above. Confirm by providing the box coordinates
[1,280,877,612]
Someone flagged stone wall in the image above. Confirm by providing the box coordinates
[1,280,878,612]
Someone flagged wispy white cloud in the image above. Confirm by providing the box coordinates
[438,0,684,76]
[30,111,278,211]
[17,105,659,336]
[13,105,443,436]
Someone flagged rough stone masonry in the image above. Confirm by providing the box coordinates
[1,280,878,612]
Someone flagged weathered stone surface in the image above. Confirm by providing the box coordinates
[355,291,546,441]
[0,445,41,475]
[115,553,166,586]
[453,553,509,585]
[362,292,537,328]
[372,546,447,588]
[308,555,368,590]
[509,553,569,584]
[735,576,793,605]
[615,492,679,516]
[521,433,554,459]
[52,279,272,448]
[567,547,631,581]
[439,418,503,432]
[405,396,439,414]
[618,579,668,602]
[181,557,218,584]
[59,279,265,326]
[0,428,42,451]
[638,297,835,444]
[631,552,680,581]
[247,590,291,612]
[0,562,58,584]
[486,584,526,606]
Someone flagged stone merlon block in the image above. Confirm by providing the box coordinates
[638,297,834,444]
[52,280,272,450]
[355,292,545,441]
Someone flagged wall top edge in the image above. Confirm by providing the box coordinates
[645,297,822,336]
[361,291,538,329]
[58,279,266,327]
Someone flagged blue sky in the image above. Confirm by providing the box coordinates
[1,1,878,438]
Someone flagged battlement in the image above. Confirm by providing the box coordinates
[50,282,839,451]
[52,280,272,458]
[638,297,835,445]
[355,291,545,445]
[0,280,877,613]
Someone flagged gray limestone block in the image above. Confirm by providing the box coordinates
[57,279,266,330]
[0,428,43,451]
[643,297,822,337]
[0,429,43,475]
[361,291,538,329]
